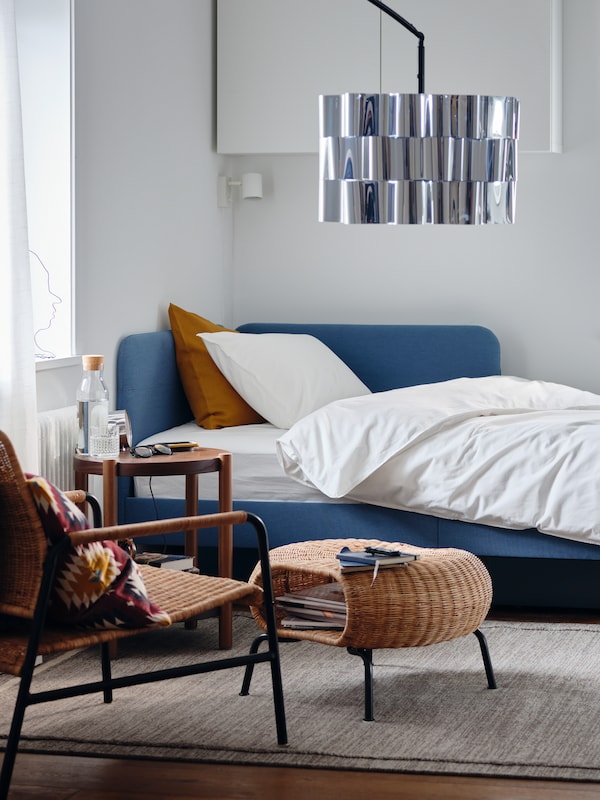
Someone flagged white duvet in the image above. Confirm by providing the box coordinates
[276,376,600,546]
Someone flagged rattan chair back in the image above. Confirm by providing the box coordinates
[0,432,48,619]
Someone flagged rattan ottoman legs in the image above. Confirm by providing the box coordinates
[244,538,496,721]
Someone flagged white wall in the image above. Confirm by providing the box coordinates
[68,0,231,404]
[38,0,600,413]
[229,1,600,393]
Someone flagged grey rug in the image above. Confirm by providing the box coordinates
[1,614,600,781]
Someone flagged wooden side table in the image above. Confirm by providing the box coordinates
[73,447,234,649]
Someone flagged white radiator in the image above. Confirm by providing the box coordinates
[37,405,78,490]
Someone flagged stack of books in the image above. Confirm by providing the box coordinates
[135,552,195,571]
[276,582,347,630]
[336,545,419,579]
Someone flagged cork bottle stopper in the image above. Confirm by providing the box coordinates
[82,354,104,371]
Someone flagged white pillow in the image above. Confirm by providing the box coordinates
[199,332,371,428]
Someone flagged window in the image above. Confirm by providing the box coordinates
[15,0,72,359]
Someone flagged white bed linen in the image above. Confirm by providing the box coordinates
[276,376,600,546]
[135,422,347,503]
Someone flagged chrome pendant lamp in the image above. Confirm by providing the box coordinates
[318,0,520,225]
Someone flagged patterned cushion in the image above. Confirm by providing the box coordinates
[27,476,171,630]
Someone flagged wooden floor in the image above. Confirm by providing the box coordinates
[6,608,600,800]
[7,754,600,800]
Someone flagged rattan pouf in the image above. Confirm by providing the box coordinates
[245,538,496,720]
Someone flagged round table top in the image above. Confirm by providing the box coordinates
[73,447,230,478]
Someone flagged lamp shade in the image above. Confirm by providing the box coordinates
[319,93,520,225]
[241,172,263,199]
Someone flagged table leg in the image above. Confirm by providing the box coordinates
[218,452,233,650]
[100,459,119,659]
[74,469,95,529]
[101,459,118,527]
[74,469,88,495]
[184,474,199,565]
[184,474,199,631]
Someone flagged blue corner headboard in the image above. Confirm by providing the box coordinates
[116,331,192,445]
[238,323,501,392]
[117,324,501,445]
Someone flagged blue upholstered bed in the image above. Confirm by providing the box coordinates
[116,323,600,610]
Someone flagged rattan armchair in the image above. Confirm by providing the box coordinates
[0,431,287,799]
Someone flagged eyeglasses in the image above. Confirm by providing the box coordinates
[130,444,172,458]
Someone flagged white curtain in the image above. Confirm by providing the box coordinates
[0,0,38,472]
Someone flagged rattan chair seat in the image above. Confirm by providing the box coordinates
[0,569,263,676]
[139,565,263,623]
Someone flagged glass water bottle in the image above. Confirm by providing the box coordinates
[76,354,109,455]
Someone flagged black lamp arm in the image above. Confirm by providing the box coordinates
[366,0,425,93]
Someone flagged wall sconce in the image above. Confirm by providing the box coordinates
[319,0,519,225]
[218,173,263,207]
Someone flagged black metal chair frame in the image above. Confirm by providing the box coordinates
[0,505,287,799]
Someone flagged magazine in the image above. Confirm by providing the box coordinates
[336,546,419,573]
[280,616,345,630]
[276,582,347,630]
[135,552,195,571]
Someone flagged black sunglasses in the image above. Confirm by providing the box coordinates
[130,444,172,458]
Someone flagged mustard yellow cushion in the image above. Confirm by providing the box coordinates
[168,303,264,429]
